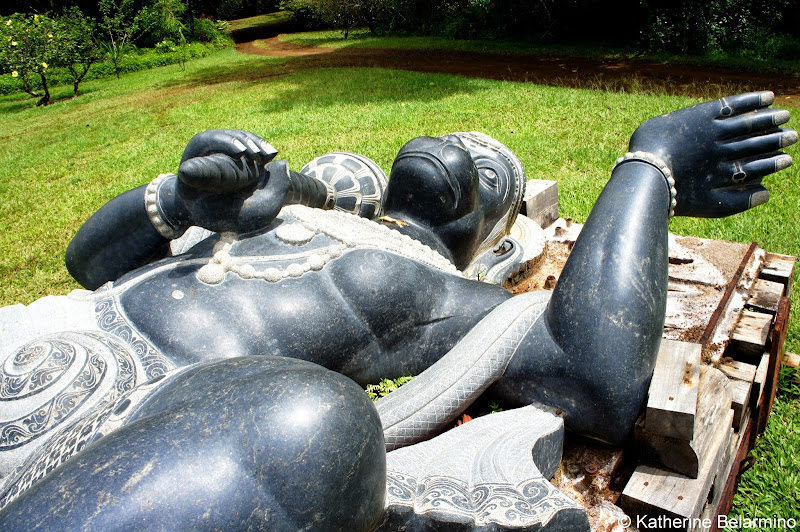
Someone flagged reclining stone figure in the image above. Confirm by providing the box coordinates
[0,92,795,530]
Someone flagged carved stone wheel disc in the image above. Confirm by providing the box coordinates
[509,213,547,264]
[301,152,388,219]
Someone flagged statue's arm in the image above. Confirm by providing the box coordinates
[65,183,181,289]
[66,130,331,289]
[493,92,796,444]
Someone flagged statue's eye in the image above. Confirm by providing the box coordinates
[480,168,499,190]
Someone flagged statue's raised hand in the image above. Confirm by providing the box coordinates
[176,130,288,233]
[628,91,796,217]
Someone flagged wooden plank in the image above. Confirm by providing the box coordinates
[621,409,734,530]
[522,179,558,229]
[784,351,800,368]
[706,416,755,532]
[759,252,795,294]
[730,379,753,432]
[708,416,757,532]
[636,366,732,478]
[746,278,784,315]
[758,297,790,435]
[692,431,742,532]
[718,360,756,383]
[698,242,759,350]
[719,360,756,431]
[752,353,770,411]
[729,310,773,359]
[646,340,701,441]
[728,381,751,431]
[709,432,741,511]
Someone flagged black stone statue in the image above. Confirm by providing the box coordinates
[0,92,794,530]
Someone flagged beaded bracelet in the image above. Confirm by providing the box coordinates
[614,151,677,217]
[144,173,184,239]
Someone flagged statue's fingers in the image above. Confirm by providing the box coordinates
[239,131,277,159]
[223,130,263,157]
[180,130,249,164]
[713,184,771,215]
[178,154,258,192]
[721,128,798,159]
[221,130,278,167]
[719,108,791,139]
[716,91,775,118]
[722,153,793,186]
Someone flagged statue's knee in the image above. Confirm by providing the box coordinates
[156,356,387,530]
[0,357,387,531]
[239,358,387,530]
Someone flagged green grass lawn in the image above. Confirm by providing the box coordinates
[0,39,798,526]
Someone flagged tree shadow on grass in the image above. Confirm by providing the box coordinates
[174,41,800,107]
[155,50,494,115]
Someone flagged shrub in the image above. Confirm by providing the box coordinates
[187,16,230,44]
[638,0,792,56]
[280,0,390,38]
[137,0,187,48]
[279,0,326,30]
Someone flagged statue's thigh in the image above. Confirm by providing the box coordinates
[0,357,387,532]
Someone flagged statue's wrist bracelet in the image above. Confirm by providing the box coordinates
[613,151,677,217]
[144,173,186,239]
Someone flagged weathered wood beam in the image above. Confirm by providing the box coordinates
[646,340,701,441]
[522,179,559,229]
[759,252,795,294]
[621,409,734,530]
[746,278,784,315]
[729,310,773,360]
[636,366,732,478]
[719,360,756,431]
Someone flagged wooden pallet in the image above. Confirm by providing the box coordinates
[619,252,794,532]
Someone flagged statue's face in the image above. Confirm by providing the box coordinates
[447,133,517,233]
[384,134,525,269]
[443,132,526,262]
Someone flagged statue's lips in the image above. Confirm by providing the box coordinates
[392,151,461,206]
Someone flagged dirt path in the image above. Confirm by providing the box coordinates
[237,36,800,104]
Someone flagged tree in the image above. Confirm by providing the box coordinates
[138,0,190,68]
[639,0,792,55]
[316,0,360,39]
[55,7,102,97]
[138,0,187,47]
[99,0,141,79]
[283,0,384,39]
[0,13,59,105]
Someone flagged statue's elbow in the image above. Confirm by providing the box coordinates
[64,238,103,290]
